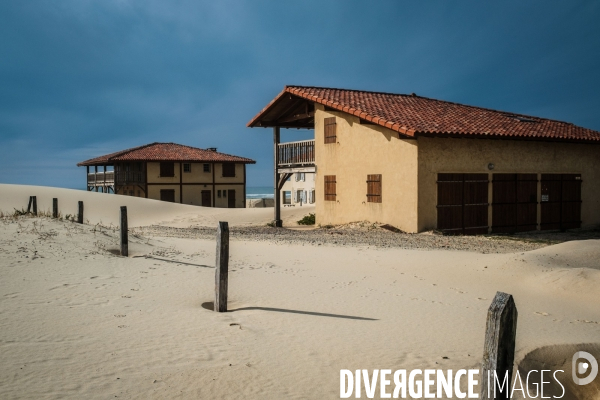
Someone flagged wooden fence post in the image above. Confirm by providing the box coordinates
[77,201,83,224]
[120,206,128,257]
[32,196,37,216]
[27,196,32,213]
[52,198,58,218]
[214,221,229,312]
[480,291,518,400]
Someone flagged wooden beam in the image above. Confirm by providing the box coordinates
[214,221,229,312]
[481,291,518,400]
[120,206,128,257]
[273,127,282,227]
[277,111,315,124]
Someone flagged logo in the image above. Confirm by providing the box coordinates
[572,351,598,386]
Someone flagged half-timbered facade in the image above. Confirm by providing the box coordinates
[77,143,255,208]
[248,86,600,233]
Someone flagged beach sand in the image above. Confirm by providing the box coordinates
[0,185,598,399]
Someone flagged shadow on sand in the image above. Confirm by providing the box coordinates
[201,302,377,321]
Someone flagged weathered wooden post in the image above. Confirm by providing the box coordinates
[120,206,128,257]
[32,196,37,216]
[77,201,83,224]
[480,291,518,400]
[27,196,33,213]
[214,221,229,312]
[52,198,58,218]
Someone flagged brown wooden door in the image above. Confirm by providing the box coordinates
[227,189,236,208]
[541,174,581,230]
[201,190,211,207]
[437,173,489,235]
[160,189,175,203]
[492,174,537,233]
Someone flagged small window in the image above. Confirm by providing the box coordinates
[137,190,141,197]
[283,191,291,205]
[129,190,134,196]
[217,190,221,198]
[183,163,191,173]
[367,174,382,203]
[324,175,336,201]
[223,190,227,197]
[324,117,337,144]
[310,189,315,203]
[160,162,175,177]
[222,163,235,177]
[203,164,210,173]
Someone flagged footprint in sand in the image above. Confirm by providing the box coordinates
[535,311,550,316]
[114,314,126,318]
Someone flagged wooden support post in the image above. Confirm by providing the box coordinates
[120,206,128,257]
[273,127,282,227]
[481,291,518,400]
[52,198,58,218]
[214,221,229,312]
[77,201,83,224]
[32,196,37,216]
[27,196,32,213]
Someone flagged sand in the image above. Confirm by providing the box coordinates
[0,185,599,399]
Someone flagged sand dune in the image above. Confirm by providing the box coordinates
[0,185,598,399]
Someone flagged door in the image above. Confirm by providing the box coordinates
[492,174,538,233]
[227,189,236,208]
[437,173,489,235]
[541,174,581,230]
[201,190,211,207]
[160,189,175,202]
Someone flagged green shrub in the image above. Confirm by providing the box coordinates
[297,213,315,225]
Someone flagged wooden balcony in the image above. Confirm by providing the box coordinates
[114,171,146,185]
[278,139,314,168]
[87,171,115,186]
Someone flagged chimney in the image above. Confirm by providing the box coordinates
[207,147,217,152]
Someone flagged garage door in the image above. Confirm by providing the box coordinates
[541,174,582,230]
[437,173,489,235]
[492,174,538,233]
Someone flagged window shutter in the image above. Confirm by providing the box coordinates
[160,162,175,177]
[366,174,382,203]
[324,175,336,201]
[324,117,337,144]
[222,163,236,177]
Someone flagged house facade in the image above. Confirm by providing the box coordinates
[280,172,316,207]
[77,142,255,208]
[248,86,600,233]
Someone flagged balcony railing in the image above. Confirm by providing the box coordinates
[87,171,115,185]
[114,171,146,185]
[278,139,315,167]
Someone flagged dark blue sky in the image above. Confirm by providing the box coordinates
[1,1,599,188]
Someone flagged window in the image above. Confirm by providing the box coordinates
[223,190,227,197]
[183,163,191,173]
[129,190,134,196]
[160,162,175,177]
[324,175,336,201]
[324,117,337,144]
[295,172,305,182]
[295,190,305,203]
[367,174,382,203]
[222,163,235,177]
[203,163,211,173]
[217,190,221,198]
[309,189,315,204]
[283,191,291,204]
[137,190,141,197]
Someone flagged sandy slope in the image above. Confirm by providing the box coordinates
[0,185,599,399]
[0,184,314,227]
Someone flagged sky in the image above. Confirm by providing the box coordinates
[1,1,599,188]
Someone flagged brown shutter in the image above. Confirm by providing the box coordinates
[222,163,236,177]
[160,162,175,177]
[324,175,336,201]
[324,117,337,144]
[366,174,382,203]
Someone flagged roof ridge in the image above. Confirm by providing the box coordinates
[286,85,576,126]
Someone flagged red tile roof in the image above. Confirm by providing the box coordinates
[77,142,255,166]
[248,86,600,143]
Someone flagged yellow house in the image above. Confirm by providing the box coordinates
[248,86,600,233]
[77,142,255,208]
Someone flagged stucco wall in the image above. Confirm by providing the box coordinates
[147,162,180,184]
[417,137,600,231]
[314,104,419,231]
[214,186,245,208]
[147,185,180,203]
[181,163,214,184]
[214,163,245,184]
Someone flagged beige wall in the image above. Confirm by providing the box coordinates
[417,137,600,231]
[214,163,245,184]
[147,185,180,203]
[314,104,420,232]
[214,186,245,208]
[181,163,214,184]
[147,162,180,184]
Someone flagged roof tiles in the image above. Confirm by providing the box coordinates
[77,142,255,166]
[249,86,600,143]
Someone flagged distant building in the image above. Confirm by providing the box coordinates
[77,142,255,208]
[248,85,600,233]
[280,172,315,207]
